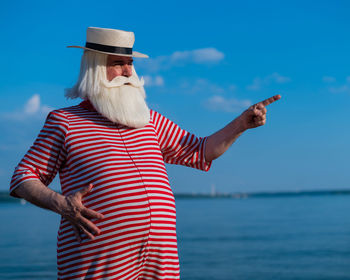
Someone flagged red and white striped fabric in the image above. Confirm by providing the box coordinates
[10,100,211,280]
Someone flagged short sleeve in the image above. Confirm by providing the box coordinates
[9,110,69,196]
[151,110,211,171]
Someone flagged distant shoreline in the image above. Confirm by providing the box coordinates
[174,189,350,199]
[1,189,350,203]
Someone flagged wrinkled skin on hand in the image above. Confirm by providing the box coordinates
[61,184,104,242]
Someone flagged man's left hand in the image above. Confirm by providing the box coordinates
[238,94,281,131]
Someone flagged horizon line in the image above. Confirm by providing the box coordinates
[1,188,350,203]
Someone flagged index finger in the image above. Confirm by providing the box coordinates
[259,94,281,107]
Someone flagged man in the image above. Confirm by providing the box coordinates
[10,27,281,279]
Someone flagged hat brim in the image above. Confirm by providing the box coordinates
[67,45,149,58]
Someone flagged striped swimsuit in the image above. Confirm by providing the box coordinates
[10,101,211,279]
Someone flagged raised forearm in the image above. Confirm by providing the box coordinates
[204,95,281,162]
[12,180,66,214]
[205,116,245,162]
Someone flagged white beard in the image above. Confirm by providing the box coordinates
[88,74,150,128]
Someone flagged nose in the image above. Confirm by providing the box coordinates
[122,64,132,77]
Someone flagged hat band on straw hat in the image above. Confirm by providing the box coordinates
[85,42,132,55]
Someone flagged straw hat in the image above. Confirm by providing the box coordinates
[67,27,148,58]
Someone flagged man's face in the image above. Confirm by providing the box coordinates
[106,55,133,81]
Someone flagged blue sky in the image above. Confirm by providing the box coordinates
[1,0,350,193]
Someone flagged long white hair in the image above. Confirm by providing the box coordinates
[65,51,150,128]
[65,51,108,99]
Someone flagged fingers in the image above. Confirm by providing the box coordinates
[79,215,101,237]
[251,106,265,116]
[241,95,279,130]
[253,114,266,122]
[63,183,104,242]
[80,227,96,241]
[252,111,266,127]
[81,207,104,220]
[255,103,267,114]
[242,103,267,129]
[71,224,81,243]
[76,183,94,198]
[255,120,266,126]
[249,106,265,123]
[260,94,281,107]
[68,214,102,242]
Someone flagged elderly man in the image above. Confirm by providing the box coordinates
[10,27,280,280]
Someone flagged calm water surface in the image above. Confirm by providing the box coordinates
[1,195,350,279]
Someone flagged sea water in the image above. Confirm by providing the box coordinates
[1,194,350,279]
[176,195,350,280]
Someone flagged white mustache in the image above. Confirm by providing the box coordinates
[101,75,145,88]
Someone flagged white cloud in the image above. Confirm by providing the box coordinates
[246,77,264,91]
[270,72,291,83]
[326,76,350,94]
[2,94,54,121]
[179,78,227,95]
[143,75,164,87]
[170,48,224,64]
[247,72,291,91]
[203,95,251,113]
[24,94,40,114]
[135,48,224,73]
[323,76,336,83]
[228,85,237,91]
[329,85,350,94]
